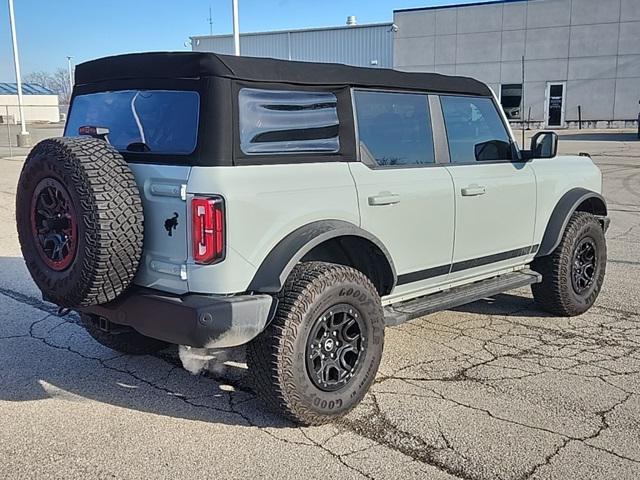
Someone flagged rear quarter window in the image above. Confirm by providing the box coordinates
[353,90,435,167]
[65,90,200,155]
[239,88,340,155]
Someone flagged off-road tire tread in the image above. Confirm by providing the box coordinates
[247,261,382,425]
[16,137,143,307]
[531,212,606,316]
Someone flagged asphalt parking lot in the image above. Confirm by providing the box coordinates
[1,125,639,479]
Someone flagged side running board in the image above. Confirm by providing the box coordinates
[384,269,541,326]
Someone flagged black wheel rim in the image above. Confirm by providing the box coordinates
[305,304,367,392]
[571,237,597,294]
[30,177,77,271]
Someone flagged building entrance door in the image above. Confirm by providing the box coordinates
[545,82,566,128]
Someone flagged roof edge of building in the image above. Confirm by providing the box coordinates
[190,21,393,40]
[0,82,56,95]
[394,0,528,14]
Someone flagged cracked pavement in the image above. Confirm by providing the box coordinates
[1,127,639,479]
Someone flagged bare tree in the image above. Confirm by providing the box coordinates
[23,70,50,88]
[24,67,72,104]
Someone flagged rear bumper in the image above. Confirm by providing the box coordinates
[77,288,276,348]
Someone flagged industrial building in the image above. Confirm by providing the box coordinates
[191,19,394,69]
[192,0,640,128]
[394,0,640,128]
[0,83,60,124]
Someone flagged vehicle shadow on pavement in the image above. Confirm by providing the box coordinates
[0,256,294,429]
[451,292,554,318]
[0,256,551,428]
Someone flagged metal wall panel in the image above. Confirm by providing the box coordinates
[239,33,291,60]
[191,24,393,68]
[192,36,234,55]
[393,0,640,124]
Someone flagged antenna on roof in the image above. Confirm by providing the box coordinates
[208,5,213,35]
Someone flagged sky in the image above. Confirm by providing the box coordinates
[0,0,482,83]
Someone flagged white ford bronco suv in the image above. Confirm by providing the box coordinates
[16,52,609,424]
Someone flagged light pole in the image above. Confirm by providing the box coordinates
[232,0,240,56]
[7,0,29,146]
[66,56,73,100]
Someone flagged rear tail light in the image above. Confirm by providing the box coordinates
[191,196,224,264]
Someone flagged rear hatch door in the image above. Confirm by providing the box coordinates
[129,164,190,293]
[65,89,200,293]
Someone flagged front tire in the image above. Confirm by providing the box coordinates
[247,262,385,425]
[531,212,606,316]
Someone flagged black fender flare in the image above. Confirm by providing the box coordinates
[536,188,608,257]
[247,220,397,293]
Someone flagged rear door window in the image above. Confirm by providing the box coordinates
[239,88,339,155]
[353,90,435,167]
[65,90,200,154]
[440,96,514,163]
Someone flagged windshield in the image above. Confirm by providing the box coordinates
[65,90,200,154]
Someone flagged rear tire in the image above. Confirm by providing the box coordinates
[247,262,385,425]
[531,212,606,316]
[80,314,168,355]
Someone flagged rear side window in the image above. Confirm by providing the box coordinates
[440,96,513,163]
[65,90,199,154]
[353,90,434,167]
[239,88,339,155]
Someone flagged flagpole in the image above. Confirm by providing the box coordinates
[232,0,240,55]
[8,0,30,146]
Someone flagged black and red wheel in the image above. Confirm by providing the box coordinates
[30,177,78,272]
[16,137,144,308]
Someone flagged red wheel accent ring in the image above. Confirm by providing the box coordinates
[30,177,78,271]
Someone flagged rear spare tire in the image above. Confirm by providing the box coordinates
[16,137,144,307]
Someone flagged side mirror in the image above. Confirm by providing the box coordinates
[523,131,558,159]
[474,139,512,161]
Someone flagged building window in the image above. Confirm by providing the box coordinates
[500,84,523,120]
[440,96,513,163]
[353,90,435,167]
[239,88,339,155]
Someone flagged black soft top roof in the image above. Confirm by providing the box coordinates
[75,51,492,97]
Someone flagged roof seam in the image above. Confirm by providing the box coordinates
[394,0,528,13]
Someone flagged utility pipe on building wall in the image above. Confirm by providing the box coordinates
[578,105,582,130]
[521,55,525,145]
[232,0,240,56]
[8,0,27,137]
